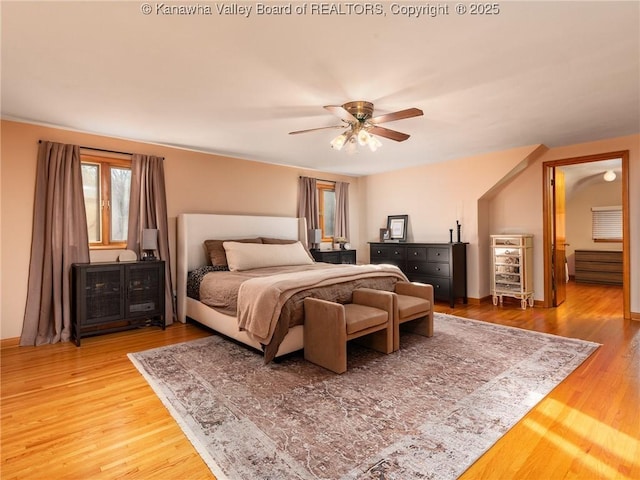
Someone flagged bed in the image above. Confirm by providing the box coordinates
[176,213,407,361]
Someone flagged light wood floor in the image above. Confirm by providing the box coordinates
[2,282,638,479]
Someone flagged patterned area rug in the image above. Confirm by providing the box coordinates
[129,313,599,479]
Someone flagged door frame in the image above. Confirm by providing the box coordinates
[542,150,630,319]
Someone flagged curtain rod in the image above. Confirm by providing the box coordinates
[39,141,165,159]
[299,175,337,184]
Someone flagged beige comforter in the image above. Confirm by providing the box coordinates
[236,263,407,344]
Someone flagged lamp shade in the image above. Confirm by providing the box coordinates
[142,228,159,250]
[309,229,322,244]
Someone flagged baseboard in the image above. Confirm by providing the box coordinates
[631,311,640,322]
[466,296,486,305]
[1,337,21,348]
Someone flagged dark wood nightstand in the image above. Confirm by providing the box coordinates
[71,261,165,346]
[311,249,356,265]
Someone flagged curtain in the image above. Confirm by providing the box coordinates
[334,181,350,240]
[127,154,175,325]
[297,176,319,246]
[20,142,90,346]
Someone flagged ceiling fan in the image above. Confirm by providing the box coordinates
[289,101,423,152]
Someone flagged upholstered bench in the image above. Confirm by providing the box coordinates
[356,282,433,351]
[303,289,394,374]
[393,281,434,350]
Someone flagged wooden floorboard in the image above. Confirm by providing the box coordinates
[2,281,638,479]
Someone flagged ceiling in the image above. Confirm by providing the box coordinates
[1,1,639,176]
[559,158,622,200]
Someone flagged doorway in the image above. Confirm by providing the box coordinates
[542,151,630,319]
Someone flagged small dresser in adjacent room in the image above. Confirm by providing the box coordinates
[369,242,467,307]
[574,250,623,285]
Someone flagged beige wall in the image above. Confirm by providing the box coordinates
[565,180,623,276]
[0,120,359,339]
[364,134,639,314]
[2,119,638,339]
[490,135,638,305]
[361,144,547,300]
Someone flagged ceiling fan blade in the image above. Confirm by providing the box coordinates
[324,105,358,124]
[369,108,423,125]
[368,126,410,142]
[289,125,345,135]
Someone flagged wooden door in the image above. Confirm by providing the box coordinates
[553,168,567,306]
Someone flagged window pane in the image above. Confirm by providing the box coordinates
[110,167,131,242]
[81,164,101,243]
[323,190,336,238]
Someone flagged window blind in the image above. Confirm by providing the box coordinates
[592,206,622,241]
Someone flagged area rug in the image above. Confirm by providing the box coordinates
[128,313,599,480]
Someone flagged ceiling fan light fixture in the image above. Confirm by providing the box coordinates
[357,128,371,146]
[603,170,616,182]
[330,132,349,150]
[368,135,382,152]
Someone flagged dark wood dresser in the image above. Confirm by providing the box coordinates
[574,250,622,285]
[369,242,467,307]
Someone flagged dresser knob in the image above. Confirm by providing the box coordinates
[377,250,381,254]
[414,266,418,270]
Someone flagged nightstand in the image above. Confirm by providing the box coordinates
[311,249,356,265]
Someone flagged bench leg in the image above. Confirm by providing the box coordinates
[304,298,347,374]
[400,313,434,338]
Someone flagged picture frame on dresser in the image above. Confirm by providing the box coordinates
[386,215,408,242]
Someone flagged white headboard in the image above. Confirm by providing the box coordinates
[176,213,308,322]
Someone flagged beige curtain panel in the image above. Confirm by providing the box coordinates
[297,176,319,246]
[20,142,90,346]
[334,181,350,241]
[127,154,175,324]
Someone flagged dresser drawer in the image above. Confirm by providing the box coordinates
[406,261,450,277]
[370,245,406,261]
[407,247,427,261]
[427,248,449,262]
[412,275,451,301]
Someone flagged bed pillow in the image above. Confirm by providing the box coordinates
[223,241,314,271]
[204,238,262,267]
[261,237,315,260]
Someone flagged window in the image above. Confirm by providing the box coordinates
[81,155,131,248]
[317,182,336,241]
[592,206,622,242]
